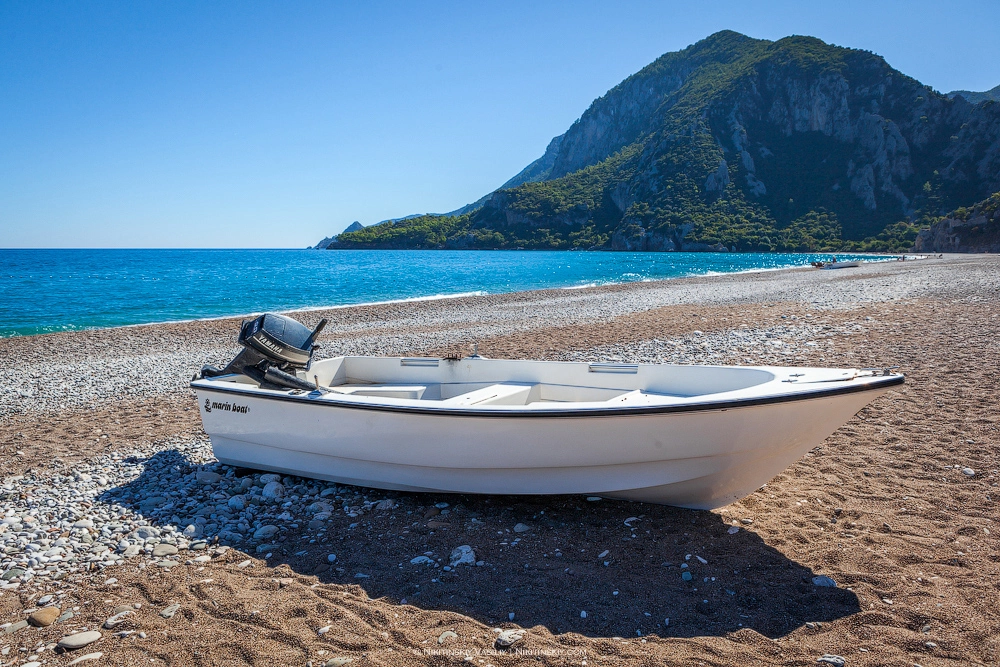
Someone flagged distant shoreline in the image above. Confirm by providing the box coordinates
[0,251,901,340]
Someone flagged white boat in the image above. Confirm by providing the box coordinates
[191,314,903,509]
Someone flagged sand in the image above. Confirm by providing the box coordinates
[1,254,998,666]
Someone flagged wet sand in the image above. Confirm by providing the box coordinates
[1,254,998,666]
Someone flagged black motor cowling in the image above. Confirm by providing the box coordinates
[201,313,327,391]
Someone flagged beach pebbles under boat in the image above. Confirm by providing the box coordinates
[191,313,903,509]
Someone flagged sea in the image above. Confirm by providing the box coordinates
[0,249,886,338]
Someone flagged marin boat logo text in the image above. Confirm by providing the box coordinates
[204,398,249,414]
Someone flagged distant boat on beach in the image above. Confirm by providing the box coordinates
[811,259,862,269]
[192,313,904,510]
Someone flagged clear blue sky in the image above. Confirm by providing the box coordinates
[2,0,999,248]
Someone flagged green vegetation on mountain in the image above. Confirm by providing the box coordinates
[947,84,1000,105]
[914,190,1000,253]
[332,31,1000,252]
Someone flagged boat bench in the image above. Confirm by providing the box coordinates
[327,385,427,400]
[442,384,533,406]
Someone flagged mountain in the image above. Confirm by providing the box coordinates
[312,221,365,249]
[914,191,1000,252]
[331,31,1000,252]
[948,84,1000,105]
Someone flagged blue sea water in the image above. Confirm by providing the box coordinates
[0,249,885,338]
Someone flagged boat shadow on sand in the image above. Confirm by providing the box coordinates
[103,448,860,640]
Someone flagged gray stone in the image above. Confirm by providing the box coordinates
[159,603,180,619]
[67,653,104,665]
[134,526,160,540]
[495,629,525,649]
[57,630,102,650]
[152,544,178,557]
[450,545,476,567]
[4,619,28,634]
[513,523,530,533]
[811,575,837,587]
[253,525,279,540]
[262,481,284,499]
[196,471,221,484]
[103,611,132,629]
[817,655,846,667]
[1,567,24,581]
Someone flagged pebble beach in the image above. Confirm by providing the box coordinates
[1,254,998,666]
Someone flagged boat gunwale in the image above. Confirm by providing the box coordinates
[190,373,903,418]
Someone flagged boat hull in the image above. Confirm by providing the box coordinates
[194,384,889,509]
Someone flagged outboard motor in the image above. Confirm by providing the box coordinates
[200,313,327,392]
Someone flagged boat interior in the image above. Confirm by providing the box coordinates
[201,356,857,408]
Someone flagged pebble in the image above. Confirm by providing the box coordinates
[513,523,530,533]
[495,629,525,649]
[68,653,104,666]
[152,544,178,557]
[438,630,457,644]
[103,611,131,629]
[57,630,102,650]
[817,656,846,667]
[682,571,693,581]
[159,603,180,619]
[961,467,975,476]
[253,525,279,540]
[28,606,61,627]
[812,575,837,587]
[5,620,28,634]
[449,545,476,567]
[323,659,353,667]
[262,482,285,499]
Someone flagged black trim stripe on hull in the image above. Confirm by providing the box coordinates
[190,374,903,419]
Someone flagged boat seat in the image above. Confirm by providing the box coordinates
[441,384,533,406]
[327,384,427,400]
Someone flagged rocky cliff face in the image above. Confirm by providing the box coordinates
[914,192,1000,252]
